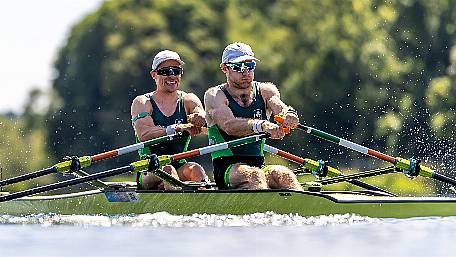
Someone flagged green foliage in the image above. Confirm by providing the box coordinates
[0,115,55,191]
[7,0,449,191]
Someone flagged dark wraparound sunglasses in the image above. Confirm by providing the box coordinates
[156,66,183,76]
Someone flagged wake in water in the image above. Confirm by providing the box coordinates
[0,212,378,227]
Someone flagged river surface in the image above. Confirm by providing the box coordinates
[0,212,455,257]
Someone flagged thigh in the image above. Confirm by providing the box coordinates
[228,163,267,189]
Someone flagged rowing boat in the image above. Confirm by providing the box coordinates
[1,186,456,218]
[2,122,456,218]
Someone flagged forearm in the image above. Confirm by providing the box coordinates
[135,125,167,142]
[219,118,256,137]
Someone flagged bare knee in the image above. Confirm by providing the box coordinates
[179,162,207,182]
[266,165,303,191]
[162,165,179,178]
[230,165,268,190]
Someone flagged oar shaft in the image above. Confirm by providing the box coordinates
[91,133,183,162]
[0,165,133,202]
[265,144,394,194]
[275,116,397,163]
[0,167,57,187]
[0,134,184,187]
[171,133,269,162]
[347,179,396,196]
[432,173,456,186]
[316,166,397,184]
[304,125,396,163]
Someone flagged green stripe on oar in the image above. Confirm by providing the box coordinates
[308,128,340,144]
[274,115,456,187]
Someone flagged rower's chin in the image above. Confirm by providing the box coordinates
[165,83,179,92]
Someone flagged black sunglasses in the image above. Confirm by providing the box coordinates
[156,66,183,76]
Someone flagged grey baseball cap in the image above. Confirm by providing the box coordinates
[221,42,259,64]
[151,50,185,70]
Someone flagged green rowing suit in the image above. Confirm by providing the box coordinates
[208,81,267,159]
[136,92,191,160]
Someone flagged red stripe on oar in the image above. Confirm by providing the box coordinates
[92,150,118,162]
[367,149,396,163]
[172,150,200,161]
[277,150,305,164]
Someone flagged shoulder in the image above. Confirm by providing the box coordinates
[204,86,227,107]
[181,91,203,107]
[132,93,151,105]
[180,90,200,102]
[258,82,280,99]
[205,85,226,98]
[131,93,153,113]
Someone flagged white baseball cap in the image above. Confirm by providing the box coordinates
[221,42,259,64]
[151,50,185,70]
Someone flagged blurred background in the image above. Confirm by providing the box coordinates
[2,0,456,194]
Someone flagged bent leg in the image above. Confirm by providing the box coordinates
[228,163,268,190]
[140,172,164,190]
[141,165,180,190]
[177,162,208,182]
[265,165,303,191]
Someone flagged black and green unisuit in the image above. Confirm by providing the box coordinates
[208,82,267,189]
[136,92,190,187]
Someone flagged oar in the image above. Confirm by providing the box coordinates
[0,133,186,187]
[313,166,397,185]
[0,165,134,202]
[299,166,398,195]
[274,116,456,186]
[264,144,393,194]
[0,133,269,202]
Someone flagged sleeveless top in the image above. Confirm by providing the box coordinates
[136,91,190,159]
[208,81,267,159]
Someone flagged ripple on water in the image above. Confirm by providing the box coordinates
[0,212,379,227]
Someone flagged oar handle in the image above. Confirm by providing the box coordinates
[272,115,297,132]
[171,133,270,162]
[0,167,56,187]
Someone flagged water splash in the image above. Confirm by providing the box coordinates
[0,212,377,227]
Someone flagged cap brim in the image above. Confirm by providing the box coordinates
[229,55,259,63]
[153,58,185,70]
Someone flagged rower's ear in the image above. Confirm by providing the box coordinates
[220,63,228,73]
[150,70,156,79]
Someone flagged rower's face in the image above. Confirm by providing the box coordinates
[150,59,183,93]
[220,60,255,89]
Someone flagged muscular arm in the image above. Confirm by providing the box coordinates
[204,87,255,137]
[260,82,299,128]
[131,95,167,142]
[184,93,206,127]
